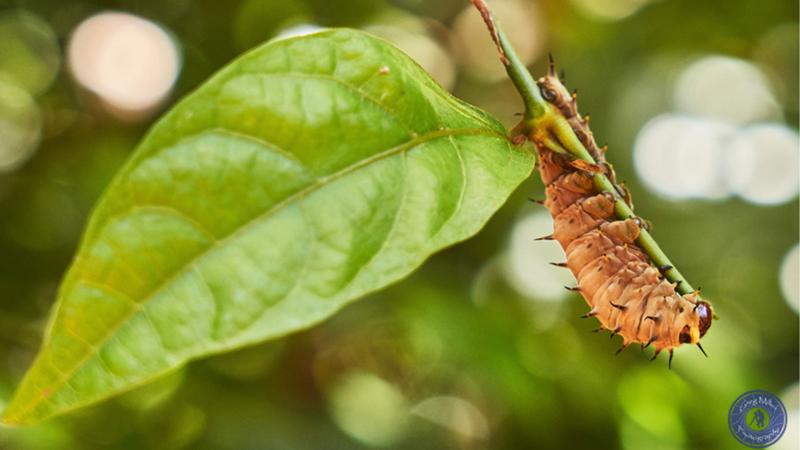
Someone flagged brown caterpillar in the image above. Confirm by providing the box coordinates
[532,60,713,367]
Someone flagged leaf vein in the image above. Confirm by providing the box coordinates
[244,72,416,135]
[346,150,410,290]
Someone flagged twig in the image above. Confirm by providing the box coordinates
[468,0,546,120]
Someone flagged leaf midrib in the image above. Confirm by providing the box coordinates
[21,127,511,419]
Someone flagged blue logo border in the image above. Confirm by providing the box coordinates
[728,390,787,448]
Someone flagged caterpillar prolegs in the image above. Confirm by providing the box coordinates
[531,61,713,367]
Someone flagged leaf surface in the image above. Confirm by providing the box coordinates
[3,29,533,424]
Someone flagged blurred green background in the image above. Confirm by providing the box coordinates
[0,0,797,449]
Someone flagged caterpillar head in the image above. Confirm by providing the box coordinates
[535,56,606,166]
[678,300,713,345]
[536,56,577,118]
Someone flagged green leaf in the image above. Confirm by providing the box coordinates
[3,29,533,424]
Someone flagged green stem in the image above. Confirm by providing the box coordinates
[467,0,546,120]
[495,27,546,120]
[471,0,700,299]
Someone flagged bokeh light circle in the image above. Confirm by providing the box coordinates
[633,114,734,200]
[570,0,659,22]
[68,12,181,114]
[779,244,799,315]
[452,0,543,83]
[0,80,41,173]
[503,212,572,302]
[326,372,409,447]
[0,10,61,96]
[410,396,489,439]
[674,56,781,125]
[726,123,799,205]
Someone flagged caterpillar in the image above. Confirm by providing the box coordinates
[531,60,713,367]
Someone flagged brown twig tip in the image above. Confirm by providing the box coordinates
[469,0,509,66]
